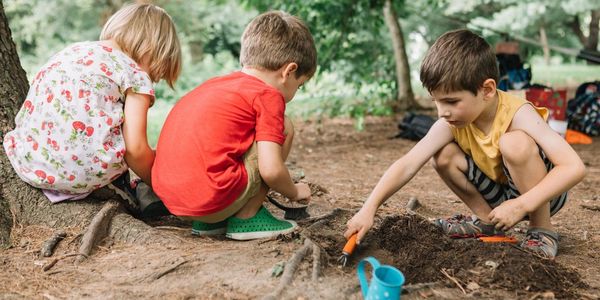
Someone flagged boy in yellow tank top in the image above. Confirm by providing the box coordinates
[344,30,585,259]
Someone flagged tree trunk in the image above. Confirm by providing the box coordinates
[0,0,175,247]
[539,24,550,65]
[383,0,418,111]
[586,9,599,52]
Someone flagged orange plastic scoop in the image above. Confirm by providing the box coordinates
[338,233,358,266]
[478,236,518,244]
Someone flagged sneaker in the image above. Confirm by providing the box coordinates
[520,228,559,259]
[107,171,139,211]
[225,206,297,240]
[136,182,171,217]
[434,214,505,238]
[191,220,228,236]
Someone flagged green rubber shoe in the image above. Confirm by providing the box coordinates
[226,206,297,240]
[191,220,227,236]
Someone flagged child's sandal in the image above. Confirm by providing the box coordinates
[434,214,505,238]
[520,228,559,259]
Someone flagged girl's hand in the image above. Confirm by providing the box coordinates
[344,208,375,245]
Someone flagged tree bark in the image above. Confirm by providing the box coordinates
[0,0,175,247]
[586,9,599,52]
[383,0,418,111]
[539,24,550,65]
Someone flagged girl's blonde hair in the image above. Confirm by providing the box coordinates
[100,3,181,88]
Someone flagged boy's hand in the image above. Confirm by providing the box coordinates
[344,208,375,245]
[488,198,527,231]
[290,183,311,203]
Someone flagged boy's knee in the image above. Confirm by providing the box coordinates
[432,144,456,170]
[283,116,295,138]
[499,131,538,165]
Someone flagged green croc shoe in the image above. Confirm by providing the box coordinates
[226,206,297,240]
[191,220,227,236]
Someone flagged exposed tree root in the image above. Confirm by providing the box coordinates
[77,201,119,262]
[40,229,66,257]
[263,238,314,300]
[311,242,321,282]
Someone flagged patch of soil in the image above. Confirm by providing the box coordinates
[304,211,586,299]
[2,116,599,299]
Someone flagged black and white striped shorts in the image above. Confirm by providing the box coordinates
[464,149,567,216]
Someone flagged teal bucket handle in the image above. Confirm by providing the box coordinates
[357,256,381,297]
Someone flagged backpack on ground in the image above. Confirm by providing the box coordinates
[395,112,436,141]
[567,81,600,136]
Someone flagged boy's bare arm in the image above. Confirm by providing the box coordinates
[502,105,586,214]
[345,119,454,242]
[256,141,310,201]
[361,119,454,212]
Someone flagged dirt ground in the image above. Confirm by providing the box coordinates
[1,116,599,299]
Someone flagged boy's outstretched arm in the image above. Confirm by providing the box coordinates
[488,105,586,230]
[345,119,454,244]
[257,141,312,202]
[122,91,155,185]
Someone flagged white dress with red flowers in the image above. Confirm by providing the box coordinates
[3,41,154,196]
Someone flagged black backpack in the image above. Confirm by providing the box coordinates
[395,112,436,141]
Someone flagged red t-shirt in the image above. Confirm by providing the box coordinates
[152,72,286,216]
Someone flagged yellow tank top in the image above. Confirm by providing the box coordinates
[451,90,548,184]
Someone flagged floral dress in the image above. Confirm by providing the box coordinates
[3,41,154,195]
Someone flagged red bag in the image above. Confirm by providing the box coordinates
[525,88,567,120]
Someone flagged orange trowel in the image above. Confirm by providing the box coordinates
[478,236,518,244]
[338,233,358,267]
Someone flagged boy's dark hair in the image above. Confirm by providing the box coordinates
[420,29,499,95]
[240,11,317,79]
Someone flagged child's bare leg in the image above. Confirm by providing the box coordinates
[432,143,493,222]
[234,116,295,219]
[499,131,552,230]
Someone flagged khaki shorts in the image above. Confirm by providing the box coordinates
[181,143,262,223]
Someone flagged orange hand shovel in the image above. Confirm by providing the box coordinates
[338,233,358,267]
[478,236,518,244]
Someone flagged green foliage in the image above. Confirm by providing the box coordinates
[243,0,402,101]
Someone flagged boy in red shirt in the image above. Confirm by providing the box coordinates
[152,11,317,240]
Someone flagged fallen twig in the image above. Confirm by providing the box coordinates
[77,201,119,262]
[581,204,600,212]
[151,259,188,281]
[40,230,67,257]
[42,253,82,272]
[440,268,466,294]
[311,242,321,282]
[154,226,189,232]
[263,238,313,300]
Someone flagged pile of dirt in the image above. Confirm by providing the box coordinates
[303,211,587,299]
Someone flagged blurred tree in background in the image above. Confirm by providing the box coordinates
[4,0,599,125]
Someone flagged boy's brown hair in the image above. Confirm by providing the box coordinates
[420,29,499,95]
[240,11,317,79]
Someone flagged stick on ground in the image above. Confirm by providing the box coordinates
[41,230,67,257]
[77,201,119,262]
[311,242,321,282]
[263,238,313,300]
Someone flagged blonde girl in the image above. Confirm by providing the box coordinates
[3,3,181,202]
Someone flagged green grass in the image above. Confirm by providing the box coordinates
[147,101,174,148]
[530,64,599,88]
